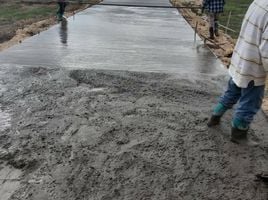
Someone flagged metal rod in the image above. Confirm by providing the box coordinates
[98,3,174,8]
[194,21,198,44]
[219,23,236,33]
[225,11,232,34]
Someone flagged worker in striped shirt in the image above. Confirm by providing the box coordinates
[202,0,225,39]
[207,0,268,144]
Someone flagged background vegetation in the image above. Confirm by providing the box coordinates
[0,4,55,24]
[219,0,253,38]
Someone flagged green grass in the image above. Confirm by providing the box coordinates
[0,3,56,24]
[219,0,253,38]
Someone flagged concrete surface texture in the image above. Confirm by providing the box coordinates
[0,3,224,77]
[0,0,268,199]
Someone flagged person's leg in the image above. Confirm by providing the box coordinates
[214,13,219,36]
[208,13,215,39]
[57,2,64,21]
[57,2,60,16]
[62,2,67,16]
[232,81,265,130]
[208,78,241,126]
[231,81,265,143]
[219,78,242,109]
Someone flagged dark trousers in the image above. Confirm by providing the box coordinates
[208,13,219,30]
[57,2,67,17]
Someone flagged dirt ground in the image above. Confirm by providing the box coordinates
[0,65,267,199]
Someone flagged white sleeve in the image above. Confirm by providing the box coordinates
[260,25,268,72]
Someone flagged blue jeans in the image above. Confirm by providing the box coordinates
[219,78,265,126]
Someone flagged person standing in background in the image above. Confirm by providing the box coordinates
[202,0,225,39]
[207,0,268,144]
[57,0,67,21]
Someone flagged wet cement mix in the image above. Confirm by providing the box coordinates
[0,65,268,199]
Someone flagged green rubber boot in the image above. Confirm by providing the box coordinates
[207,103,228,127]
[231,118,249,143]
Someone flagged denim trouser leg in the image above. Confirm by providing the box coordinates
[219,78,265,126]
[234,81,265,124]
[219,78,241,109]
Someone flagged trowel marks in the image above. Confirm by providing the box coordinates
[0,66,267,199]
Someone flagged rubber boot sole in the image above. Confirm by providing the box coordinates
[207,115,221,127]
[231,127,258,146]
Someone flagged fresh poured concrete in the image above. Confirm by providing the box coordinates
[1,1,267,199]
[0,3,224,77]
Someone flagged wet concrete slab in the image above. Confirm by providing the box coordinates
[0,4,225,77]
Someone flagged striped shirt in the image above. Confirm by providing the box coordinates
[203,0,225,13]
[229,0,268,88]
